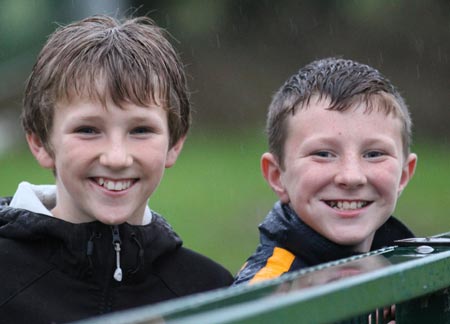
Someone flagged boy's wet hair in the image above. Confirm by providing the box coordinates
[22,15,190,152]
[267,57,412,167]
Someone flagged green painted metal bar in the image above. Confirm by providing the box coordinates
[73,235,450,324]
[163,249,450,324]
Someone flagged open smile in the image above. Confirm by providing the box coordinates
[324,200,372,211]
[90,177,138,191]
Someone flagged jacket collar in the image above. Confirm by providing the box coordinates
[259,201,414,266]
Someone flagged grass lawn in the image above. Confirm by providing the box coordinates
[0,130,449,274]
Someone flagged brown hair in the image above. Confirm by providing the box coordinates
[22,15,190,152]
[266,57,412,168]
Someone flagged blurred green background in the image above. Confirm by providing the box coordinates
[1,0,449,274]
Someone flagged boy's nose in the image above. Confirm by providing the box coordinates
[99,140,133,169]
[334,158,367,189]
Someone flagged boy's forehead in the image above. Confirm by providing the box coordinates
[294,93,403,120]
[288,96,404,137]
[57,88,165,112]
[56,72,166,111]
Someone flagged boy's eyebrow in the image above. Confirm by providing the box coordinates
[127,114,164,124]
[360,136,400,151]
[298,136,340,149]
[67,108,166,124]
[68,114,103,123]
[300,135,398,148]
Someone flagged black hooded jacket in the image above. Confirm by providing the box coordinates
[0,197,233,324]
[234,201,414,285]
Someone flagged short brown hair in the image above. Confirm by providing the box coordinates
[22,15,190,151]
[266,57,412,167]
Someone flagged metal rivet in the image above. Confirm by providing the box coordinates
[415,245,434,254]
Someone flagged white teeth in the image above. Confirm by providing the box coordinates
[96,178,132,191]
[114,182,122,191]
[106,181,115,190]
[330,201,367,210]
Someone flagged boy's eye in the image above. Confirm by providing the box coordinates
[74,126,98,134]
[363,151,385,159]
[312,151,335,158]
[130,126,153,135]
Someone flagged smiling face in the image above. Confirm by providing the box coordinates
[262,97,417,252]
[27,96,184,225]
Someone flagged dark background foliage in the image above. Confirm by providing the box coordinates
[1,0,449,142]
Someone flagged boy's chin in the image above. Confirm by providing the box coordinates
[335,237,373,252]
[94,214,142,226]
[324,230,374,252]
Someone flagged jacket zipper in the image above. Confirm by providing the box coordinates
[112,225,123,282]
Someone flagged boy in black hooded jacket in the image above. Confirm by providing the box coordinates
[0,15,232,324]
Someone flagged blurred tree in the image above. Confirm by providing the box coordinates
[127,0,450,142]
[1,0,449,142]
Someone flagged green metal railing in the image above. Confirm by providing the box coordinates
[74,232,450,324]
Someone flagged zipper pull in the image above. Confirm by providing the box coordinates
[112,225,123,282]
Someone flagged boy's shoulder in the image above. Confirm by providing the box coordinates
[153,246,233,295]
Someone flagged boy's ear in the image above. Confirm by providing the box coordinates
[26,133,55,169]
[261,152,290,203]
[398,153,418,195]
[165,136,186,168]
